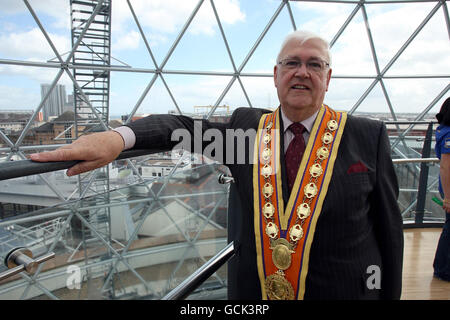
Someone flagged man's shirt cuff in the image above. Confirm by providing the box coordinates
[113,126,136,150]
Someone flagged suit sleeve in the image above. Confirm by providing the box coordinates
[123,113,229,153]
[372,123,404,299]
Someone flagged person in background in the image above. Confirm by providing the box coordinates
[433,97,450,281]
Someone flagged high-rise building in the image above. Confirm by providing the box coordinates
[63,94,74,113]
[40,84,67,121]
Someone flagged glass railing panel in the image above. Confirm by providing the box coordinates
[0,155,230,300]
[394,160,445,224]
[389,121,445,225]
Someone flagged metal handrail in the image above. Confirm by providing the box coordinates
[392,157,439,164]
[384,120,438,125]
[0,152,440,182]
[161,241,235,300]
[0,149,156,181]
[0,154,440,181]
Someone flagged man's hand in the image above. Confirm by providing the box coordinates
[29,131,125,176]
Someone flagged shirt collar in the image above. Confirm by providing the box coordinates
[280,107,320,134]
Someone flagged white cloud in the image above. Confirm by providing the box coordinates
[31,0,71,29]
[290,2,449,114]
[0,63,72,87]
[1,0,71,29]
[110,0,244,56]
[0,28,70,61]
[190,0,246,35]
[113,30,141,51]
[293,2,449,76]
[0,85,39,109]
[113,0,245,37]
[0,0,25,14]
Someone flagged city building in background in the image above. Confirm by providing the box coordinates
[40,84,68,121]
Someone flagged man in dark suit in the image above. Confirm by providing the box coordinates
[31,30,403,300]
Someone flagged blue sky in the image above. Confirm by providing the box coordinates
[0,0,448,118]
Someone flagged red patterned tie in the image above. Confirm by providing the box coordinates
[285,123,306,194]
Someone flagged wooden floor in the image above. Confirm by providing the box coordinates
[401,228,449,300]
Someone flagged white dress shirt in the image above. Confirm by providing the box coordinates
[280,107,319,154]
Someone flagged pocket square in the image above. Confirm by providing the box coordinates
[347,161,368,174]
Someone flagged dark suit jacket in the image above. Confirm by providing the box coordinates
[126,107,404,300]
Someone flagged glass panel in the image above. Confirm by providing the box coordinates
[390,123,446,225]
[0,154,229,300]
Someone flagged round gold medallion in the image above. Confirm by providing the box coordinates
[263,133,271,144]
[272,244,292,270]
[265,272,294,300]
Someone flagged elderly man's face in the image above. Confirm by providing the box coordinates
[274,38,332,121]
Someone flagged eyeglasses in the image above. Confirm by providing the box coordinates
[277,58,330,73]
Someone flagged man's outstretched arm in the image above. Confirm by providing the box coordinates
[29,110,234,177]
[29,130,125,176]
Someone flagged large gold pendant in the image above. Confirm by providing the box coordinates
[271,238,294,270]
[265,271,294,300]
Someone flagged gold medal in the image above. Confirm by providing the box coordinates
[316,146,329,160]
[296,203,311,219]
[265,271,294,300]
[327,119,338,131]
[304,182,318,198]
[271,238,294,270]
[321,132,334,144]
[265,222,278,239]
[261,164,272,178]
[263,182,273,198]
[309,163,323,178]
[263,202,275,218]
[289,224,304,242]
[262,148,272,161]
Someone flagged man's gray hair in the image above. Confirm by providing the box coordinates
[276,30,332,66]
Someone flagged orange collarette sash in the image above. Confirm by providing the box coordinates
[253,105,347,300]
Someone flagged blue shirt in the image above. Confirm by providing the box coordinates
[435,124,450,196]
